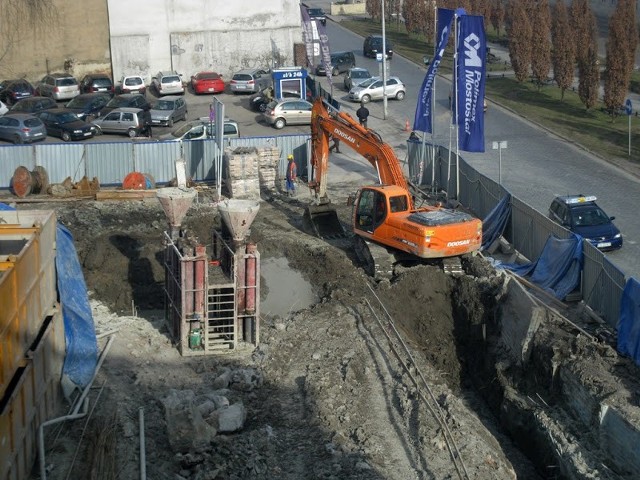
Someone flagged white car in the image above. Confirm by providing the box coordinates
[0,100,8,116]
[348,76,406,104]
[118,75,146,95]
[151,71,184,96]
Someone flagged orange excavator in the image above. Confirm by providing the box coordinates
[304,97,482,278]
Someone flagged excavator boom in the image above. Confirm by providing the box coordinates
[305,97,482,275]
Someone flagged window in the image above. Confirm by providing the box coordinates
[389,195,408,213]
[122,113,134,122]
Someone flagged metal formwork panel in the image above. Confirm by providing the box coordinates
[0,210,57,400]
[0,309,64,480]
[182,140,219,182]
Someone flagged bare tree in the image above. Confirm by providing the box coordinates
[570,0,593,67]
[617,0,638,76]
[403,0,434,40]
[366,0,382,21]
[0,0,59,71]
[490,0,506,37]
[551,0,576,100]
[578,11,600,111]
[604,0,633,118]
[506,0,532,82]
[530,0,552,89]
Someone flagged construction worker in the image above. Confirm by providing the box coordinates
[285,154,297,196]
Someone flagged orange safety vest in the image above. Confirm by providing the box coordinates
[287,160,296,180]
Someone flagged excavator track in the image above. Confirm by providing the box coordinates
[354,236,396,280]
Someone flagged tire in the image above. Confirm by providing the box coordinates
[168,118,174,128]
[332,67,339,76]
[274,118,286,129]
[94,127,102,136]
[61,131,71,142]
[259,102,268,113]
[127,128,137,138]
[13,135,23,145]
[395,90,405,101]
[183,111,188,122]
[361,95,371,104]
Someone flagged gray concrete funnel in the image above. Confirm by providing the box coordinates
[156,187,197,238]
[218,199,260,243]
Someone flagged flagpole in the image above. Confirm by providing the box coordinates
[454,12,460,201]
[428,4,437,192]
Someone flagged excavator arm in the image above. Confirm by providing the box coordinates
[308,97,410,206]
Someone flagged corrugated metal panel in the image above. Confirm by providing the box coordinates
[85,142,136,185]
[582,242,626,327]
[183,140,219,182]
[134,141,182,184]
[0,146,36,189]
[34,143,86,184]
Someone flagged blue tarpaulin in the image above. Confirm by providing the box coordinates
[481,193,511,250]
[501,233,583,300]
[617,278,640,364]
[0,203,97,388]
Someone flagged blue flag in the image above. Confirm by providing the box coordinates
[455,14,486,152]
[413,8,455,133]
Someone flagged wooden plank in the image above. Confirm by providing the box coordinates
[95,190,158,201]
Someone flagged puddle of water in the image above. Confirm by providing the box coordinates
[260,257,318,318]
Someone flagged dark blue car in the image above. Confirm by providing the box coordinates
[549,195,623,251]
[65,93,111,121]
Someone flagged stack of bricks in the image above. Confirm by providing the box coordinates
[224,146,281,199]
[255,146,280,193]
[224,147,260,199]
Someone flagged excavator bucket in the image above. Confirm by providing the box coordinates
[304,203,346,239]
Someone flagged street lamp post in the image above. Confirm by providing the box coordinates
[492,141,508,185]
[381,2,387,120]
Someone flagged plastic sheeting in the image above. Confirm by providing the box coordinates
[617,278,640,364]
[501,233,583,300]
[481,193,511,250]
[0,203,97,388]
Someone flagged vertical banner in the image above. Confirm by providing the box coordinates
[456,14,486,152]
[300,5,332,87]
[413,8,455,133]
[300,6,318,67]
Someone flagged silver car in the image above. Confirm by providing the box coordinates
[151,71,184,96]
[157,118,240,141]
[348,76,406,104]
[344,67,372,91]
[229,68,271,94]
[91,107,150,137]
[149,96,187,127]
[0,113,47,144]
[36,73,80,101]
[262,99,313,129]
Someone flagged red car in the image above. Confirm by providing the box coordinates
[190,72,225,95]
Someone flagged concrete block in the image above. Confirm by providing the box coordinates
[599,404,640,475]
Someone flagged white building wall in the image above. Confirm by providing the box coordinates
[107,0,302,83]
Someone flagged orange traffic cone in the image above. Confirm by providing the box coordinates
[405,119,411,132]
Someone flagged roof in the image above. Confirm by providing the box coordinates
[555,195,598,205]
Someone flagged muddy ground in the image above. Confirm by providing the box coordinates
[16,179,639,480]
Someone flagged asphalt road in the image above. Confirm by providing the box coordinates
[305,0,640,281]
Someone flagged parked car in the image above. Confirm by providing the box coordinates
[149,96,187,127]
[65,93,111,121]
[229,68,271,94]
[249,87,303,112]
[117,75,146,95]
[91,107,151,137]
[363,35,393,59]
[0,113,47,144]
[190,71,225,94]
[0,100,8,116]
[9,96,58,114]
[262,99,313,129]
[99,93,151,117]
[151,71,184,96]
[35,73,80,101]
[548,195,623,251]
[348,76,406,103]
[315,51,356,76]
[37,108,96,141]
[157,118,240,141]
[305,6,326,25]
[80,73,115,95]
[0,79,36,106]
[344,67,372,91]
